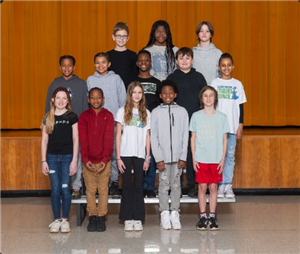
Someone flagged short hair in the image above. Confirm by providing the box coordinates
[89,87,104,98]
[199,86,218,110]
[113,22,129,35]
[218,53,234,66]
[176,47,193,59]
[59,55,75,65]
[94,52,110,63]
[195,21,215,42]
[158,79,178,94]
[137,49,151,59]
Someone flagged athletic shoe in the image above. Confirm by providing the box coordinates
[110,182,121,198]
[97,216,106,232]
[133,220,143,231]
[124,220,134,231]
[49,219,61,233]
[71,189,81,199]
[145,190,156,198]
[160,211,171,230]
[196,217,208,231]
[60,219,71,233]
[217,184,226,198]
[208,217,219,230]
[225,184,235,198]
[87,215,98,232]
[170,211,182,230]
[187,188,198,198]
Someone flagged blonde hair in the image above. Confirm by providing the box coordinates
[41,87,72,134]
[124,81,148,126]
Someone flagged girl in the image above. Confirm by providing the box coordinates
[115,81,151,231]
[192,21,222,85]
[190,86,229,230]
[144,20,178,81]
[41,87,79,233]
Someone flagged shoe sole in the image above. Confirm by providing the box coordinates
[133,227,143,231]
[196,227,208,231]
[225,195,235,198]
[61,229,71,233]
[209,227,219,231]
[49,229,60,233]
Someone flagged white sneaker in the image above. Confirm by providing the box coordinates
[217,184,226,198]
[60,219,71,233]
[225,184,235,198]
[124,220,134,231]
[160,211,171,230]
[170,211,182,230]
[49,219,61,233]
[133,220,143,231]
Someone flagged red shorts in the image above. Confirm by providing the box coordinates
[195,163,222,184]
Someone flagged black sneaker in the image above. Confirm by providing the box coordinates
[87,216,98,232]
[109,182,121,198]
[187,188,198,198]
[196,217,208,230]
[71,189,81,199]
[208,217,219,231]
[145,190,156,198]
[97,216,106,232]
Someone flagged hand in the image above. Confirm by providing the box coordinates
[117,159,126,174]
[156,161,165,171]
[97,162,106,172]
[41,162,49,176]
[178,160,186,169]
[236,125,243,139]
[193,161,200,173]
[69,160,77,176]
[86,161,96,171]
[217,159,225,175]
[143,161,149,171]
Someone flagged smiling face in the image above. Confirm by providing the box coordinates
[202,89,216,108]
[154,25,167,46]
[219,58,234,80]
[112,29,129,49]
[131,85,143,107]
[60,58,75,80]
[160,85,177,105]
[198,24,212,44]
[88,89,104,112]
[176,53,193,73]
[94,56,111,76]
[53,91,69,110]
[136,53,151,73]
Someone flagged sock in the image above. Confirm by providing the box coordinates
[200,212,207,218]
[209,212,215,218]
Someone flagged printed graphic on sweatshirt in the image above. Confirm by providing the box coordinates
[199,124,216,141]
[67,87,73,100]
[141,82,157,94]
[152,54,167,73]
[127,113,145,128]
[217,86,239,100]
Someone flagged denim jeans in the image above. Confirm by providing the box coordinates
[220,134,237,185]
[110,124,118,183]
[47,153,73,219]
[143,151,156,190]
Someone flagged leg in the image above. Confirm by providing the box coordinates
[71,151,82,197]
[97,161,111,217]
[169,163,182,212]
[208,184,217,214]
[222,134,237,185]
[143,150,157,197]
[158,165,171,212]
[110,125,121,197]
[198,183,208,214]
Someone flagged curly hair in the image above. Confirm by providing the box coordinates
[124,81,148,126]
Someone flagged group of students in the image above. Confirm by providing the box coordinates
[40,20,247,234]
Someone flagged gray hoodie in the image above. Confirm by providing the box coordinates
[192,43,222,85]
[87,71,126,119]
[151,103,189,163]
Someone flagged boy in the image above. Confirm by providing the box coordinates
[107,22,138,90]
[78,87,114,232]
[167,47,207,198]
[87,52,126,198]
[45,55,89,199]
[151,80,189,230]
[135,50,161,198]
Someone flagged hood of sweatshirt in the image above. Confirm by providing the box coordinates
[86,107,110,116]
[172,68,196,77]
[91,70,116,79]
[192,43,217,52]
[53,74,80,83]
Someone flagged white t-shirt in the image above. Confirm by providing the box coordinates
[211,78,247,134]
[115,107,150,159]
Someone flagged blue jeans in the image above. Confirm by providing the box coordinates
[143,152,156,190]
[220,134,237,185]
[47,153,73,219]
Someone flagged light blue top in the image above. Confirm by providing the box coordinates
[189,110,229,163]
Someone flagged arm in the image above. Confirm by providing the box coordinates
[236,104,244,139]
[101,113,115,163]
[45,86,53,113]
[217,133,228,174]
[41,126,49,176]
[143,129,151,171]
[178,110,189,168]
[116,122,126,173]
[82,83,89,112]
[69,123,79,176]
[190,132,200,172]
[117,77,126,108]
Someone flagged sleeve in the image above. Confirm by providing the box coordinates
[115,107,124,125]
[223,114,230,134]
[70,112,78,125]
[239,104,244,124]
[189,113,196,132]
[45,84,54,113]
[102,113,115,163]
[132,52,139,80]
[146,110,151,130]
[78,114,89,164]
[82,82,89,112]
[86,76,92,91]
[179,109,189,161]
[239,82,247,104]
[150,109,164,162]
[117,77,126,108]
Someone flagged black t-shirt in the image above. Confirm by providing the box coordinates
[45,111,78,155]
[135,76,161,112]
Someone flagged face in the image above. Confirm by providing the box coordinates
[198,24,212,43]
[154,26,167,46]
[160,85,177,105]
[131,86,143,106]
[136,53,152,72]
[53,91,69,110]
[202,89,215,108]
[112,29,129,48]
[219,58,234,79]
[88,89,104,111]
[94,56,111,76]
[60,59,75,80]
[176,54,193,73]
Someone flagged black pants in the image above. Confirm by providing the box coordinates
[119,156,145,221]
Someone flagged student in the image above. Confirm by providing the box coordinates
[167,47,207,198]
[211,53,247,198]
[78,88,114,232]
[115,81,151,231]
[151,80,189,230]
[107,22,138,90]
[190,86,229,230]
[87,52,126,199]
[45,55,88,200]
[193,21,222,85]
[144,20,178,81]
[41,87,79,233]
[135,50,161,198]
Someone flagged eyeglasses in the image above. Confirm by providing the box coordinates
[114,35,128,40]
[155,30,167,35]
